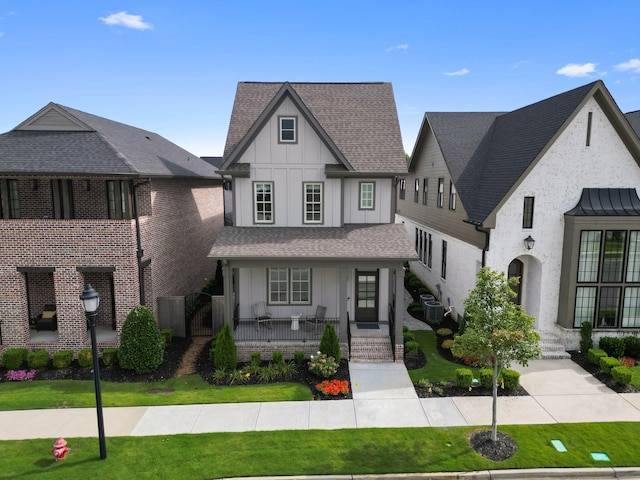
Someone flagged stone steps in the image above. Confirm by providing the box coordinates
[539,333,571,360]
[349,336,394,362]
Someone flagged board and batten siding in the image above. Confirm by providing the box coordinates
[233,98,344,227]
[343,178,394,224]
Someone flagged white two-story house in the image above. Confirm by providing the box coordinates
[397,80,640,354]
[209,82,417,361]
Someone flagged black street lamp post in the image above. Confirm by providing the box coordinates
[79,284,107,460]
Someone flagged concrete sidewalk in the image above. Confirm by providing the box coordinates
[1,359,639,441]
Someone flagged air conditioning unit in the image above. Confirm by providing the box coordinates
[425,301,444,322]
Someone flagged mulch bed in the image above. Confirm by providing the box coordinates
[568,350,638,394]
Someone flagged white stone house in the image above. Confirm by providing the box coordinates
[396,81,640,353]
[209,82,417,361]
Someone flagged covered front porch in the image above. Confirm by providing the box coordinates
[209,224,417,362]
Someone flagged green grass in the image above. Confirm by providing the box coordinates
[0,375,312,410]
[407,330,479,383]
[0,423,637,479]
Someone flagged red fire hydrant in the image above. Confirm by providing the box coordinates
[52,437,70,461]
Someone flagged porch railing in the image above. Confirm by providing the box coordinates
[233,317,339,342]
[388,302,396,359]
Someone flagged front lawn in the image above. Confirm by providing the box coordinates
[0,423,636,479]
[407,329,479,383]
[0,375,312,411]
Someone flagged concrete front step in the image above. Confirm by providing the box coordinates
[350,337,394,362]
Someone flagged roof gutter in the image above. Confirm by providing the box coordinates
[463,219,490,267]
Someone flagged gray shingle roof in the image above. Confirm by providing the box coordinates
[627,110,640,138]
[0,103,219,178]
[426,82,600,224]
[208,224,418,261]
[222,82,407,174]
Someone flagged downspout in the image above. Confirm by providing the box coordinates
[464,219,491,267]
[132,179,150,305]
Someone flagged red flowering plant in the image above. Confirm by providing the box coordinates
[619,356,636,369]
[316,379,350,396]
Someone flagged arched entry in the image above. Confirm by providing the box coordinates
[508,259,523,304]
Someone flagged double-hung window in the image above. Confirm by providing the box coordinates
[268,267,311,305]
[304,182,322,224]
[437,178,444,208]
[414,178,420,203]
[441,240,447,279]
[279,116,297,143]
[448,181,457,210]
[0,179,20,219]
[359,182,375,210]
[254,182,274,223]
[422,178,428,205]
[107,180,132,219]
[399,179,406,200]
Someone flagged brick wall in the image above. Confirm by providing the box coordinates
[142,178,224,311]
[0,219,138,354]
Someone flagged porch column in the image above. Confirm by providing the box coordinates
[338,268,349,342]
[393,267,404,359]
[222,260,233,325]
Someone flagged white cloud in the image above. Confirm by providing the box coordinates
[615,58,640,73]
[385,44,408,53]
[99,11,152,30]
[0,32,4,37]
[556,63,597,77]
[443,68,470,76]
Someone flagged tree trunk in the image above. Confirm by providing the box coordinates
[491,358,499,442]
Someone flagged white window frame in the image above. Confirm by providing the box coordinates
[254,182,274,224]
[359,181,375,210]
[303,182,323,224]
[279,116,297,143]
[268,267,311,305]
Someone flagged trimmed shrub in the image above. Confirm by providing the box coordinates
[624,336,640,358]
[441,339,455,350]
[160,329,173,346]
[250,352,261,367]
[213,323,237,371]
[53,350,73,369]
[501,369,520,389]
[611,366,633,385]
[402,325,409,334]
[319,323,341,363]
[272,351,284,365]
[408,301,423,317]
[478,368,493,389]
[599,336,625,358]
[455,368,473,389]
[78,349,93,368]
[405,340,419,355]
[588,348,608,366]
[599,356,621,374]
[2,348,28,370]
[119,305,165,374]
[580,321,593,352]
[27,350,50,369]
[293,351,306,366]
[436,328,453,337]
[403,331,415,342]
[102,348,119,366]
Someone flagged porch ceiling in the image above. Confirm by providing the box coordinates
[208,224,417,263]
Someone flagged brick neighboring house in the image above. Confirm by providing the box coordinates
[209,82,417,361]
[0,103,224,355]
[396,80,640,353]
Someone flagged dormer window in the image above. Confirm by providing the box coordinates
[279,116,297,143]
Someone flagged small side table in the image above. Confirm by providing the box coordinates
[291,314,301,330]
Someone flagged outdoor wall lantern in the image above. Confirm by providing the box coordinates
[524,235,535,250]
[79,284,107,460]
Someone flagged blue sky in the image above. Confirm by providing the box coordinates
[1,1,639,156]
